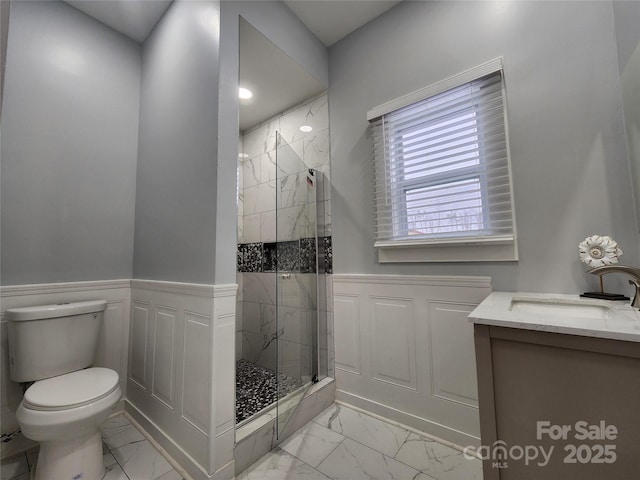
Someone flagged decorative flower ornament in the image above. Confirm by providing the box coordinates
[578,235,623,267]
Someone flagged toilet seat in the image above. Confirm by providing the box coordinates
[23,367,119,411]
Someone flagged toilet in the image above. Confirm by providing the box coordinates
[6,300,122,480]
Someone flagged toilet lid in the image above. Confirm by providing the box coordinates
[24,367,119,410]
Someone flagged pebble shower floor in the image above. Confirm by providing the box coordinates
[236,359,302,424]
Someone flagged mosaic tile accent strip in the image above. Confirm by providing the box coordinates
[238,242,263,272]
[277,241,300,272]
[300,238,317,273]
[264,241,303,272]
[237,237,329,274]
[236,359,302,424]
[263,242,278,272]
[319,236,333,274]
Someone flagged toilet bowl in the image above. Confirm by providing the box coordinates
[6,301,121,480]
[17,367,121,480]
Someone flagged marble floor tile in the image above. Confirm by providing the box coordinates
[1,414,184,480]
[395,433,483,480]
[156,469,184,480]
[102,462,130,480]
[24,449,37,471]
[239,403,484,480]
[313,404,410,457]
[1,475,27,480]
[103,451,118,468]
[236,448,331,480]
[316,438,435,480]
[101,414,135,438]
[279,421,345,467]
[102,422,146,450]
[0,453,29,480]
[111,439,175,480]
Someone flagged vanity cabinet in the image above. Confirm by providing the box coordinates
[474,325,640,480]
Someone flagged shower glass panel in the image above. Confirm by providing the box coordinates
[275,132,318,438]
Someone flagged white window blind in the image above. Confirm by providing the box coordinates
[370,67,515,250]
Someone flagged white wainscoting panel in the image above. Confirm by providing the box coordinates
[126,280,237,480]
[333,274,491,448]
[182,311,211,433]
[429,302,479,408]
[0,279,131,455]
[333,295,360,375]
[130,302,149,389]
[152,306,177,408]
[211,289,237,473]
[370,296,417,391]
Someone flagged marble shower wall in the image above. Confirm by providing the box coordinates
[236,92,333,382]
[239,92,331,244]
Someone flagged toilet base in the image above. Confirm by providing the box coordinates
[34,430,105,480]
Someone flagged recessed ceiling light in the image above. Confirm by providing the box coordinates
[239,153,249,158]
[239,87,253,99]
[299,125,313,133]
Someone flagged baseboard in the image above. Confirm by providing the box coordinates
[335,389,480,449]
[114,398,125,413]
[125,400,234,480]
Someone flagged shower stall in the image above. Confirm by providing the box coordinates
[236,130,325,437]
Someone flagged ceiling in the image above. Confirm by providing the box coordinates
[63,0,402,131]
[64,0,400,47]
[284,0,401,46]
[65,0,172,43]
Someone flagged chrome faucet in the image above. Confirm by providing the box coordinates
[588,265,640,309]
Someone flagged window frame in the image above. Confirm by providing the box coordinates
[368,58,518,263]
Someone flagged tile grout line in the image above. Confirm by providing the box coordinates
[23,451,31,476]
[329,435,439,479]
[392,429,412,459]
[286,431,347,472]
[102,429,132,480]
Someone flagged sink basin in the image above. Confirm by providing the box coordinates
[509,296,611,320]
[470,292,640,343]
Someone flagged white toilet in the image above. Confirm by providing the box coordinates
[7,300,122,480]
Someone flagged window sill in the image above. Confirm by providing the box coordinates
[375,237,518,263]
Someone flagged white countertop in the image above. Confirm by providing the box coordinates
[469,292,640,343]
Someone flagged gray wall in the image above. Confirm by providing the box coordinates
[216,0,328,284]
[0,0,326,287]
[132,0,220,284]
[613,1,640,236]
[1,1,140,285]
[329,0,638,294]
[0,0,10,119]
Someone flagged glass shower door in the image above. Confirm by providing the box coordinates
[275,132,318,438]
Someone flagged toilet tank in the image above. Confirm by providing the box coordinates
[6,300,108,383]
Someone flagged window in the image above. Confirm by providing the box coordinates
[368,59,517,262]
